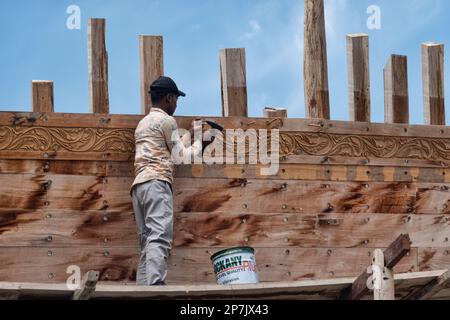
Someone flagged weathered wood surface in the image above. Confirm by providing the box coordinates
[1,112,449,137]
[1,209,449,248]
[304,0,330,119]
[1,270,448,300]
[2,175,450,214]
[347,34,370,122]
[88,18,109,114]
[422,43,445,126]
[31,81,54,113]
[140,35,164,115]
[0,247,418,284]
[384,55,409,124]
[220,48,248,117]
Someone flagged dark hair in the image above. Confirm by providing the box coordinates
[150,90,170,105]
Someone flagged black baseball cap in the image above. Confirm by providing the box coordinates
[149,76,186,97]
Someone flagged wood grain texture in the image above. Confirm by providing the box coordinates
[220,48,248,117]
[384,55,409,124]
[263,108,288,118]
[31,81,54,113]
[140,35,164,115]
[422,43,445,126]
[347,34,370,122]
[1,112,450,138]
[88,18,109,114]
[304,0,330,119]
[0,247,417,284]
[1,209,449,249]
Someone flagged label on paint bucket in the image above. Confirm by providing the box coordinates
[210,247,259,285]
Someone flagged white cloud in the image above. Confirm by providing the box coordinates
[240,20,261,41]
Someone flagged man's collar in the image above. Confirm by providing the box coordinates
[152,107,169,116]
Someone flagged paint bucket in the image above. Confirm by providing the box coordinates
[210,246,259,285]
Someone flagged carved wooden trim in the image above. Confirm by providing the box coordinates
[0,126,134,153]
[1,125,450,161]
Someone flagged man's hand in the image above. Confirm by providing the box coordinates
[189,119,203,138]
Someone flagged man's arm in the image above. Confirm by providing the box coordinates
[161,117,202,158]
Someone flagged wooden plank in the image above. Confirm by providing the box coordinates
[2,175,450,214]
[373,249,395,300]
[2,209,449,248]
[263,107,288,118]
[419,247,450,272]
[175,164,450,182]
[173,212,450,249]
[0,270,445,300]
[31,81,54,113]
[304,0,330,119]
[140,35,164,115]
[0,247,417,285]
[348,234,410,300]
[0,209,138,247]
[88,18,109,114]
[0,160,107,175]
[384,55,409,124]
[73,270,99,300]
[0,282,71,300]
[422,42,445,126]
[90,270,450,300]
[0,247,138,283]
[347,34,370,122]
[94,278,353,300]
[220,48,248,117]
[1,112,450,139]
[402,269,449,300]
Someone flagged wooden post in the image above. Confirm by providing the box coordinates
[304,0,330,119]
[140,35,164,115]
[88,18,109,114]
[263,107,288,118]
[72,271,99,300]
[220,48,248,117]
[384,55,409,124]
[31,80,54,113]
[422,42,445,125]
[343,234,411,300]
[373,249,395,300]
[347,34,370,122]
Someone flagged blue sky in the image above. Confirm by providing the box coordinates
[0,0,449,124]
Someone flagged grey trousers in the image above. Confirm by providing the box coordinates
[131,180,173,286]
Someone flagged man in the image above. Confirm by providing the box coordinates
[131,76,202,286]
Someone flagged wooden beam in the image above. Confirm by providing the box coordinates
[140,35,164,115]
[73,270,100,300]
[220,48,248,117]
[422,42,445,126]
[384,55,409,124]
[403,270,450,300]
[304,0,330,119]
[31,81,54,113]
[88,18,109,114]
[345,234,411,300]
[373,249,395,300]
[263,107,288,118]
[347,34,370,122]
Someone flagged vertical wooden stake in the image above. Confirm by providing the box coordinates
[263,107,288,118]
[422,42,445,126]
[32,80,54,113]
[72,271,99,300]
[220,48,248,117]
[373,249,395,300]
[140,35,164,115]
[304,0,330,119]
[347,34,370,122]
[88,18,109,114]
[384,55,409,124]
